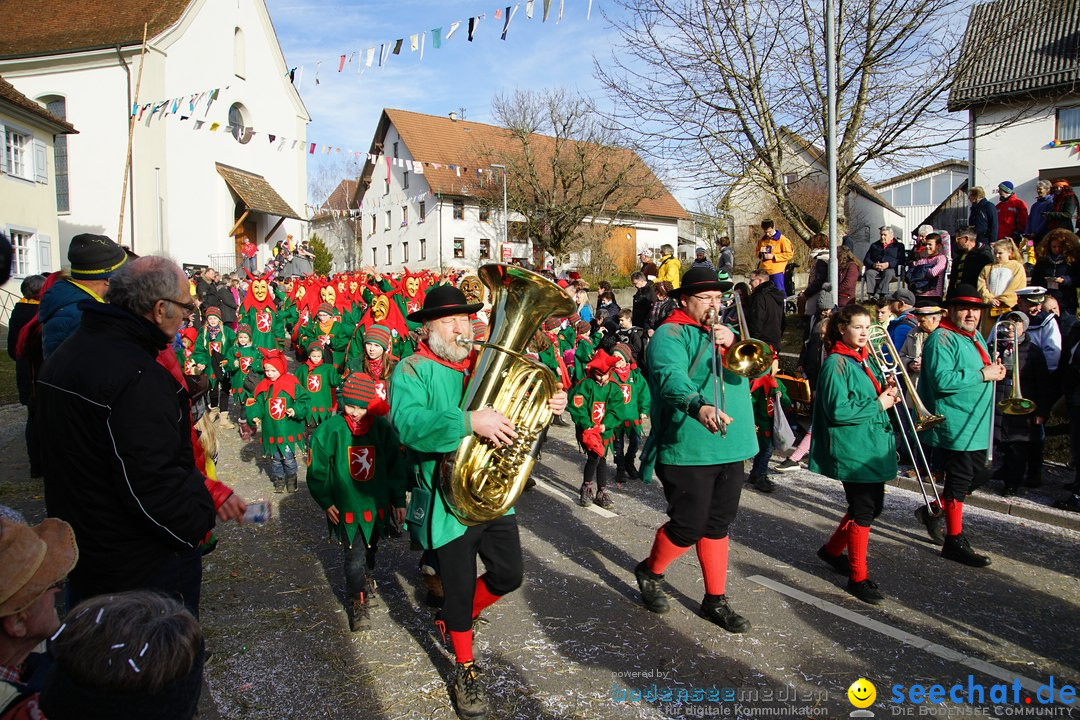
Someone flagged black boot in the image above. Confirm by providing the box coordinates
[914,505,945,546]
[941,532,991,567]
[816,545,850,574]
[700,594,751,633]
[348,596,369,632]
[286,474,298,493]
[451,662,489,720]
[846,578,885,605]
[272,476,285,494]
[634,560,670,614]
[614,467,627,487]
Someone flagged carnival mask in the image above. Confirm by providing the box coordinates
[405,276,421,298]
[460,276,484,304]
[321,285,336,304]
[295,285,306,301]
[371,295,390,322]
[251,278,269,302]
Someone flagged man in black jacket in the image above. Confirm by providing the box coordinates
[36,256,242,616]
[949,227,994,290]
[630,271,656,330]
[968,187,998,246]
[746,270,784,352]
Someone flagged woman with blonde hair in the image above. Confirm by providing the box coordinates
[977,238,1026,335]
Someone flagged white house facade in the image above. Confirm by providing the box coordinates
[0,0,308,272]
[874,160,970,243]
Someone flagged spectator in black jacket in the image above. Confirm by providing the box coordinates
[949,226,994,290]
[8,274,47,406]
[36,256,244,617]
[968,186,998,246]
[862,226,905,300]
[746,269,785,352]
[630,272,656,330]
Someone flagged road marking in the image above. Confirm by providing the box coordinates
[534,478,618,518]
[747,575,1079,709]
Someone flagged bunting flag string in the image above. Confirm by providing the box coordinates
[130,85,228,119]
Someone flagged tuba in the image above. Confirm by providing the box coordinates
[441,263,576,525]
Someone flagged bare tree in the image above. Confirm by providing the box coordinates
[308,154,362,270]
[474,88,668,266]
[596,0,1021,242]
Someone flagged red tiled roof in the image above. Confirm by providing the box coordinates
[0,0,191,59]
[0,77,77,133]
[323,179,359,211]
[361,108,686,221]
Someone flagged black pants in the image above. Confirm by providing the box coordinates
[344,526,380,600]
[941,448,990,502]
[656,462,744,547]
[841,482,885,527]
[613,430,639,471]
[996,441,1043,490]
[435,514,523,632]
[69,549,203,619]
[208,376,231,413]
[584,451,608,488]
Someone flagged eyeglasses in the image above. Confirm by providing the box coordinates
[159,298,197,314]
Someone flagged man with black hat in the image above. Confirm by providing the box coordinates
[916,284,1006,567]
[38,233,128,358]
[633,266,756,634]
[389,283,568,720]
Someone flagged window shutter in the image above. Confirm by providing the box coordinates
[37,234,53,273]
[0,126,8,175]
[33,139,48,183]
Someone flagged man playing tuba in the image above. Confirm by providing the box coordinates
[390,284,567,720]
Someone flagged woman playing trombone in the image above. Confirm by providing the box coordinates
[810,304,899,605]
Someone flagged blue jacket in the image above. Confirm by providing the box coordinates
[969,198,998,246]
[1026,195,1055,240]
[38,279,101,358]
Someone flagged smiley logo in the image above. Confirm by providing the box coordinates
[848,678,876,709]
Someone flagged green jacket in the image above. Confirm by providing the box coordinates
[573,336,596,381]
[751,378,792,440]
[308,415,407,548]
[245,378,311,454]
[240,306,283,351]
[918,327,993,451]
[610,368,651,432]
[642,321,755,470]
[808,354,896,483]
[296,361,342,423]
[229,345,264,401]
[191,324,235,387]
[390,354,501,550]
[300,320,351,368]
[568,377,625,452]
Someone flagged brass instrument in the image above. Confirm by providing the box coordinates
[985,313,1036,466]
[703,308,728,436]
[866,324,943,516]
[725,293,774,377]
[442,263,576,525]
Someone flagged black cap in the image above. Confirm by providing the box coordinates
[68,234,127,280]
[670,267,734,298]
[406,284,484,322]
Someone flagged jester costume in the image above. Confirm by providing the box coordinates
[299,303,351,368]
[245,349,310,492]
[296,342,343,426]
[568,350,624,508]
[240,272,284,351]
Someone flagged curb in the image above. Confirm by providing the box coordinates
[889,476,1080,533]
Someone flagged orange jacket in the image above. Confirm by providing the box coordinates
[756,232,794,275]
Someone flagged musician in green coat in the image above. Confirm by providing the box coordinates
[809,305,899,605]
[917,284,1006,568]
[389,285,568,720]
[634,267,755,634]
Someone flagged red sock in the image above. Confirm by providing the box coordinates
[823,514,852,556]
[472,575,501,619]
[695,536,729,596]
[647,526,691,575]
[449,630,474,664]
[847,523,871,583]
[944,498,963,537]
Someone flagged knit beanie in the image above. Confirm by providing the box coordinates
[998,181,1014,195]
[364,324,391,350]
[340,373,377,408]
[68,233,128,280]
[317,303,335,317]
[204,306,221,320]
[235,323,252,339]
[471,319,488,340]
[612,343,634,364]
[575,320,591,334]
[306,341,325,355]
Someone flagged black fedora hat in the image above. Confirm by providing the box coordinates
[943,283,992,308]
[670,267,734,298]
[407,284,484,323]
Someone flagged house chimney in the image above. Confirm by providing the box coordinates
[449,111,457,122]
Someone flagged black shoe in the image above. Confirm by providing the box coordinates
[634,560,670,614]
[1023,475,1043,489]
[1053,495,1080,512]
[614,468,627,487]
[579,481,595,507]
[595,490,614,509]
[348,594,369,632]
[775,458,802,473]
[748,474,776,493]
[286,474,299,493]
[914,505,945,546]
[846,578,885,605]
[941,532,992,567]
[272,478,285,494]
[627,466,642,480]
[816,546,850,574]
[1001,486,1021,498]
[700,594,751,633]
[451,662,489,720]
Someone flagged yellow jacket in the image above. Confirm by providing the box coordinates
[756,232,794,275]
[656,254,682,288]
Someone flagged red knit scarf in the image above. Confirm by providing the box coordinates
[345,413,374,436]
[829,341,883,394]
[938,317,991,366]
[367,355,385,379]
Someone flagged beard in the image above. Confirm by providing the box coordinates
[428,325,471,363]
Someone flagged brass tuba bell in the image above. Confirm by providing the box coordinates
[724,292,775,377]
[441,263,576,525]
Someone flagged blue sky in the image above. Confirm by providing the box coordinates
[264,0,623,204]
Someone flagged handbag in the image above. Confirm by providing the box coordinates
[771,391,796,456]
[242,371,260,394]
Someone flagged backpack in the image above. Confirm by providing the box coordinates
[906,264,933,294]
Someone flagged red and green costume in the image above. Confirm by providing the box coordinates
[245,352,311,454]
[296,357,342,425]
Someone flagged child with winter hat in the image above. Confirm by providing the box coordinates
[572,319,597,382]
[308,373,406,631]
[300,303,350,368]
[229,324,263,441]
[296,341,342,431]
[610,343,651,483]
[245,348,310,493]
[568,349,624,508]
[192,306,237,428]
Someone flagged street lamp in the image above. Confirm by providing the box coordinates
[490,163,508,256]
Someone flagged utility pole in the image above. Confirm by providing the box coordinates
[826,0,839,297]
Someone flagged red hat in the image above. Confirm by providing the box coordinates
[340,373,378,409]
[179,327,197,344]
[363,324,392,351]
[204,306,221,319]
[259,348,288,377]
[586,349,619,377]
[317,303,335,317]
[575,320,591,334]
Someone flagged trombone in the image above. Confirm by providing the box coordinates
[703,307,728,436]
[985,313,1036,466]
[866,324,944,516]
[702,294,775,436]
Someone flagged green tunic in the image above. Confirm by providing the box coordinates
[296,361,342,423]
[568,377,625,452]
[229,345,264,407]
[245,378,311,454]
[918,327,993,452]
[191,325,236,387]
[643,321,755,469]
[573,336,596,381]
[240,305,284,351]
[300,320,351,368]
[308,415,407,547]
[610,368,651,434]
[808,354,896,483]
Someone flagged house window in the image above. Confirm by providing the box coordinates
[371,247,377,265]
[393,141,399,158]
[912,177,931,206]
[385,210,391,230]
[385,244,392,265]
[403,242,409,263]
[1057,107,1080,143]
[4,128,30,179]
[228,103,251,144]
[401,205,408,227]
[403,171,409,189]
[783,173,798,186]
[384,178,390,195]
[479,238,491,259]
[479,207,490,222]
[420,238,427,260]
[453,237,465,258]
[9,230,32,277]
[453,199,465,220]
[370,213,376,234]
[43,97,69,212]
[419,201,426,223]
[893,183,912,207]
[234,27,246,78]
